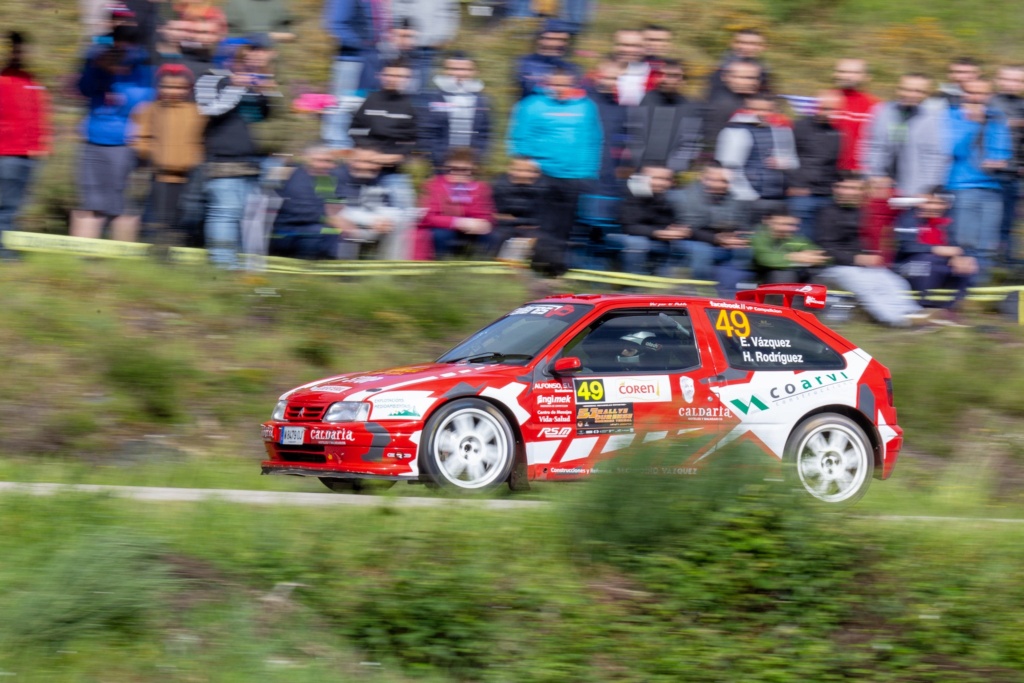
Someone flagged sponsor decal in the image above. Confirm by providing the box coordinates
[738,336,792,349]
[369,391,435,420]
[714,309,751,338]
[315,385,350,393]
[768,372,851,403]
[384,451,414,460]
[537,394,572,406]
[575,376,672,403]
[508,304,575,317]
[536,407,574,423]
[679,377,695,404]
[742,351,804,366]
[614,466,699,475]
[539,426,573,438]
[379,366,431,376]
[533,381,573,393]
[728,395,770,416]
[348,375,384,384]
[311,428,354,442]
[797,285,814,293]
[261,425,274,441]
[678,406,731,420]
[576,403,634,435]
[806,295,825,307]
[550,467,591,475]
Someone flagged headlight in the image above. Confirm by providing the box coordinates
[271,400,287,421]
[323,402,371,423]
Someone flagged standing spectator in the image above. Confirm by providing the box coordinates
[642,24,673,67]
[359,18,435,96]
[817,174,926,326]
[419,51,492,172]
[832,58,878,173]
[863,73,950,200]
[895,188,976,315]
[716,93,799,218]
[612,29,649,107]
[179,6,227,82]
[225,0,295,42]
[703,59,762,150]
[391,0,460,53]
[513,20,579,101]
[349,57,419,246]
[788,90,842,238]
[195,49,271,267]
[750,209,828,283]
[992,65,1024,264]
[560,0,595,35]
[334,145,405,259]
[946,78,1011,283]
[627,58,702,174]
[419,148,495,258]
[490,156,547,256]
[155,16,190,69]
[508,69,602,277]
[0,31,50,258]
[706,29,771,102]
[270,146,348,259]
[672,162,750,284]
[131,64,205,247]
[616,166,690,275]
[585,58,628,195]
[938,57,981,109]
[72,25,154,241]
[321,0,385,149]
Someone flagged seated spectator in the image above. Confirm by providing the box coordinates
[418,148,495,258]
[419,51,492,172]
[131,64,206,247]
[269,146,346,259]
[334,145,405,259]
[514,20,580,101]
[750,209,828,283]
[817,174,928,327]
[490,156,547,257]
[627,58,702,174]
[615,166,690,276]
[671,162,749,283]
[895,188,976,314]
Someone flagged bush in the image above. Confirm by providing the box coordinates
[102,341,195,423]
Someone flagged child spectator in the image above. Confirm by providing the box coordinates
[750,209,828,283]
[131,64,205,247]
[490,156,546,256]
[418,148,495,258]
[0,30,50,258]
[895,189,976,314]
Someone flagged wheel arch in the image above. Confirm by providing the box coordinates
[791,404,882,475]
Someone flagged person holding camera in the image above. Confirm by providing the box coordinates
[946,77,1011,284]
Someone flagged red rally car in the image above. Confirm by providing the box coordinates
[261,284,903,504]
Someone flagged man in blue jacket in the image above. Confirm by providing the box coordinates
[419,51,491,171]
[508,69,602,276]
[513,20,580,101]
[947,77,1012,283]
[321,0,384,149]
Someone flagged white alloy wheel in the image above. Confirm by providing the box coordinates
[788,414,874,505]
[424,399,515,492]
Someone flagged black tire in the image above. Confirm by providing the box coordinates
[420,398,516,493]
[319,478,395,493]
[785,413,874,505]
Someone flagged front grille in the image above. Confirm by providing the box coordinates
[276,444,327,464]
[285,404,327,422]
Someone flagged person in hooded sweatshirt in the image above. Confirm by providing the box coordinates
[513,20,581,101]
[419,51,492,172]
[627,58,703,175]
[508,69,602,277]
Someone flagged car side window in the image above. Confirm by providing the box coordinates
[704,308,845,371]
[562,310,700,374]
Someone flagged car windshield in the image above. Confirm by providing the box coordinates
[438,303,593,365]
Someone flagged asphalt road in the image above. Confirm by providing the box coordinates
[3,481,1024,523]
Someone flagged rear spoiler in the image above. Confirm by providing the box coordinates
[735,283,828,309]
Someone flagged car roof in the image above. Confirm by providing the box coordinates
[530,293,791,315]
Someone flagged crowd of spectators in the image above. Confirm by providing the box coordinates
[0,0,1022,326]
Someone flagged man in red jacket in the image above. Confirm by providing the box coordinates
[0,31,50,258]
[832,58,877,173]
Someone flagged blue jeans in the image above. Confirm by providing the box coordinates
[205,177,255,269]
[609,234,688,276]
[322,57,366,150]
[821,265,921,326]
[952,188,1002,284]
[998,177,1020,263]
[0,156,38,257]
[788,194,830,240]
[560,0,594,32]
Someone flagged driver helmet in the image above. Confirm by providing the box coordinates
[617,331,660,364]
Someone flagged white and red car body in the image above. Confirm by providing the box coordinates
[261,285,902,486]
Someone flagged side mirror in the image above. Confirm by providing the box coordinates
[552,357,582,374]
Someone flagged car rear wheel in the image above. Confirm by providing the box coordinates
[421,398,516,493]
[786,413,874,505]
[319,478,395,493]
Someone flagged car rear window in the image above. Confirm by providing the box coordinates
[705,308,845,371]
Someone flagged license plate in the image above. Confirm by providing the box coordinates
[281,427,305,445]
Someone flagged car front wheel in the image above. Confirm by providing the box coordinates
[421,398,516,493]
[786,413,874,505]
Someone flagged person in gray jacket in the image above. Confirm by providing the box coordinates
[861,73,951,199]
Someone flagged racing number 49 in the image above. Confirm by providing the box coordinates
[576,380,604,402]
[715,310,750,338]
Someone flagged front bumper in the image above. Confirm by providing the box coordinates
[260,420,421,479]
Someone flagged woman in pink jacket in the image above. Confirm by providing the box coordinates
[417,148,495,259]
